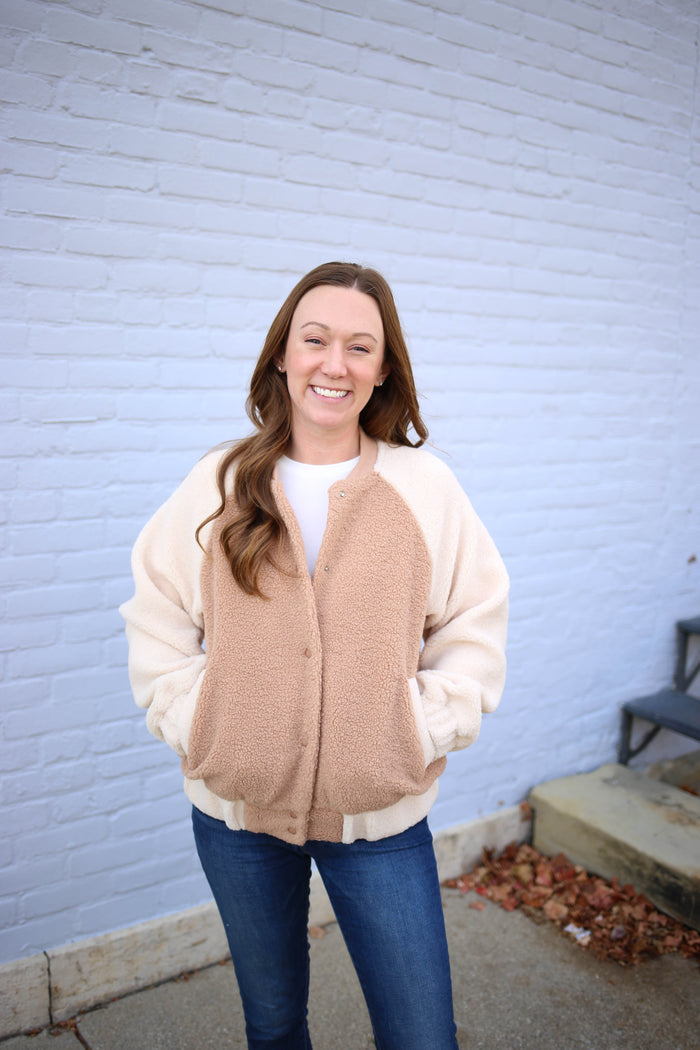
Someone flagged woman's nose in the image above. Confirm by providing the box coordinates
[321,344,346,377]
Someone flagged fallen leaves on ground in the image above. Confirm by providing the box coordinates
[444,841,700,967]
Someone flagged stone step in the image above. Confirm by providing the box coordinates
[529,760,700,930]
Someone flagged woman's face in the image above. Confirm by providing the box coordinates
[280,284,389,461]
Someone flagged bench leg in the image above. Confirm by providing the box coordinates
[674,627,689,690]
[675,623,700,691]
[619,712,663,764]
[618,710,633,764]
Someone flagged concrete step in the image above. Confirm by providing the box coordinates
[529,758,700,930]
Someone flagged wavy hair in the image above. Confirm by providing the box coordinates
[196,262,428,597]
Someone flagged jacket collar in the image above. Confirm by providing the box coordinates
[273,430,379,482]
[347,429,378,481]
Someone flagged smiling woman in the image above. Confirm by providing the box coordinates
[120,261,509,1050]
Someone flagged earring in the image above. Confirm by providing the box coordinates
[277,364,284,373]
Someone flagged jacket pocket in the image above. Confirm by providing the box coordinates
[312,676,444,816]
[407,675,437,767]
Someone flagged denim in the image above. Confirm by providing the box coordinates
[192,807,459,1050]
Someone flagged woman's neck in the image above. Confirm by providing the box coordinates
[286,426,361,465]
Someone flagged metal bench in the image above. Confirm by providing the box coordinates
[618,617,700,764]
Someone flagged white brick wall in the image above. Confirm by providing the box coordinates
[1,0,698,964]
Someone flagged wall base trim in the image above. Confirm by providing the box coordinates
[0,804,530,1038]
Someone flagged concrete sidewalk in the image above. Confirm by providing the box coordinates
[3,888,697,1050]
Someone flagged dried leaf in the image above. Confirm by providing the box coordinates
[550,854,577,883]
[513,862,534,886]
[489,883,514,904]
[535,862,553,888]
[543,898,569,923]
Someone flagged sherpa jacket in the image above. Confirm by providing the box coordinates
[120,431,509,846]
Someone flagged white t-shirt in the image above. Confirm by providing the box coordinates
[277,454,360,574]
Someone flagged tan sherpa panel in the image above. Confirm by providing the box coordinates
[310,472,441,813]
[375,443,509,757]
[183,469,441,835]
[185,506,324,817]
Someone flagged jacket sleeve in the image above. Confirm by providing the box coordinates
[415,480,509,762]
[119,454,220,757]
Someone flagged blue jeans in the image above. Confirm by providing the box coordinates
[192,808,458,1050]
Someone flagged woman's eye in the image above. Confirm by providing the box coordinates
[305,337,323,345]
[350,345,369,354]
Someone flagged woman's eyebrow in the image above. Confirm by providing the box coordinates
[299,321,378,344]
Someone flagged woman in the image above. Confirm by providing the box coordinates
[120,261,509,1050]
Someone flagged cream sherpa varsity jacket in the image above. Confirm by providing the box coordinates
[120,432,509,845]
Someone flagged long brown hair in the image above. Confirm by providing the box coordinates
[196,262,428,597]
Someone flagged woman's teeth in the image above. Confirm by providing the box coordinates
[312,386,349,399]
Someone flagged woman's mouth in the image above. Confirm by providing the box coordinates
[311,386,350,399]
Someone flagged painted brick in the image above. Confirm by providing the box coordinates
[288,32,360,76]
[56,81,157,126]
[109,261,201,294]
[198,9,256,49]
[0,70,53,107]
[126,59,172,97]
[321,10,386,47]
[61,155,157,192]
[0,215,61,250]
[63,226,153,259]
[104,192,197,229]
[158,164,243,201]
[234,49,316,90]
[4,111,104,154]
[251,0,323,34]
[372,0,435,32]
[11,254,109,290]
[0,0,45,33]
[3,142,61,180]
[45,7,142,54]
[243,175,321,212]
[173,71,221,105]
[109,0,202,33]
[199,138,280,177]
[16,38,80,78]
[436,12,502,51]
[5,181,106,221]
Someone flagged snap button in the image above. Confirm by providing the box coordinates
[290,811,298,819]
[304,647,311,658]
[288,826,297,835]
[338,491,345,498]
[323,565,329,572]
